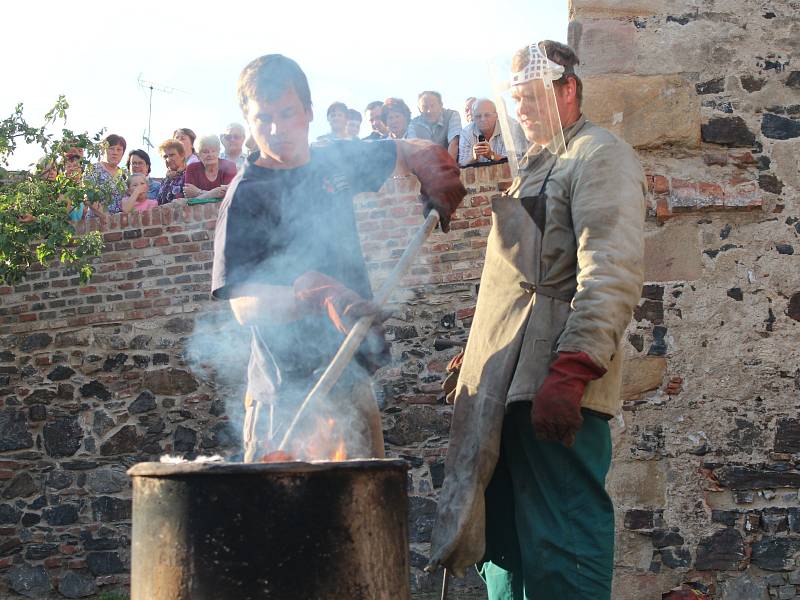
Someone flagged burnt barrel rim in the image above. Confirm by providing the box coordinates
[127,457,408,478]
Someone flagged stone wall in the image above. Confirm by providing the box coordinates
[569,0,800,597]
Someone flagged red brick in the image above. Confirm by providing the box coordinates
[143,289,162,298]
[456,307,476,320]
[656,197,672,221]
[103,232,123,242]
[153,236,170,247]
[143,227,163,237]
[44,557,63,568]
[0,470,14,480]
[405,394,439,405]
[471,195,490,207]
[652,175,669,194]
[204,219,217,230]
[132,238,151,249]
[19,313,37,322]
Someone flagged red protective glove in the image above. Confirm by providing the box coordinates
[293,271,377,334]
[532,351,606,447]
[400,142,466,232]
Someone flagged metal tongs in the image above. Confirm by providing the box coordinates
[243,209,441,462]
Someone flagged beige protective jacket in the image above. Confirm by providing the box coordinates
[428,117,645,576]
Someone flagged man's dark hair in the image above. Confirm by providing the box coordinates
[346,108,362,122]
[365,100,383,112]
[417,90,443,103]
[105,134,127,152]
[326,102,348,119]
[238,54,313,112]
[539,40,583,105]
[382,98,411,122]
[126,149,152,174]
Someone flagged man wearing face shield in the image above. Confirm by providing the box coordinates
[428,41,645,599]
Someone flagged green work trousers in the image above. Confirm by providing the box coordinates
[478,403,614,600]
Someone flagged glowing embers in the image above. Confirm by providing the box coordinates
[259,416,348,463]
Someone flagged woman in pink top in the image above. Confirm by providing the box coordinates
[183,135,237,201]
[121,174,158,213]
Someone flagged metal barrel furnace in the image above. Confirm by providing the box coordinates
[128,459,410,600]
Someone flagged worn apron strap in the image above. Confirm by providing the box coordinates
[519,163,556,234]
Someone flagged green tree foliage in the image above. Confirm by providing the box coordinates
[0,97,116,285]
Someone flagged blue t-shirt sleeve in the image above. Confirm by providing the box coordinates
[329,140,397,194]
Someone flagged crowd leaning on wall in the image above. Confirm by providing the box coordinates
[37,91,498,222]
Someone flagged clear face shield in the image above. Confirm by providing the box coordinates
[490,42,567,178]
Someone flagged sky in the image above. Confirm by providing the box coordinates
[2,1,568,176]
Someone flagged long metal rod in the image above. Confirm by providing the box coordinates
[440,568,449,600]
[277,209,441,452]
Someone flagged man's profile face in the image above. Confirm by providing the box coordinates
[368,107,388,135]
[473,101,498,137]
[464,97,476,123]
[244,86,313,168]
[418,94,443,124]
[511,80,556,146]
[162,148,185,172]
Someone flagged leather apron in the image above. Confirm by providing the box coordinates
[429,152,578,576]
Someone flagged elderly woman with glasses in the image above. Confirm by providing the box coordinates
[183,135,238,200]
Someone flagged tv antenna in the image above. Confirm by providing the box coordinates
[137,75,188,150]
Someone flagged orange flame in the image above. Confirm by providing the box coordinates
[258,417,347,463]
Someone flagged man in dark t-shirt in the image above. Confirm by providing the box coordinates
[212,54,466,462]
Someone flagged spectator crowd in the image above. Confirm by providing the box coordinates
[39,91,524,221]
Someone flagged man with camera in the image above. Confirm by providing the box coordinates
[457,98,525,166]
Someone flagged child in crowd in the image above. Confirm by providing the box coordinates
[121,174,158,213]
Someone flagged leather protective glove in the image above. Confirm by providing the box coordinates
[293,271,390,373]
[293,271,378,334]
[532,351,606,447]
[442,350,464,404]
[400,142,466,232]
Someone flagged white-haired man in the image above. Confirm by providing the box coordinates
[220,122,247,169]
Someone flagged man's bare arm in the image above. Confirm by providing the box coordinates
[228,283,300,326]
